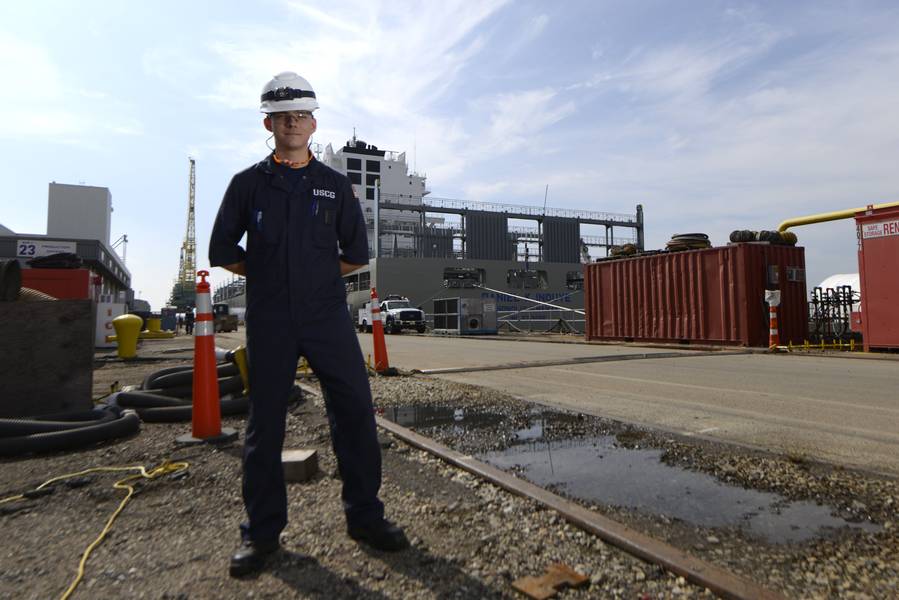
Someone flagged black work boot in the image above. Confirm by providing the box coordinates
[347,519,410,551]
[229,539,280,577]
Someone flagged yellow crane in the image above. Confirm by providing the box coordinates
[168,157,197,310]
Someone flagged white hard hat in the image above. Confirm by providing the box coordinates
[260,71,319,113]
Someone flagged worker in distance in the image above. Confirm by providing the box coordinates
[209,71,408,578]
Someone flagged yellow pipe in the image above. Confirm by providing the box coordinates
[778,200,899,232]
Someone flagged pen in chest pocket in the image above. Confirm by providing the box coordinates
[255,210,263,231]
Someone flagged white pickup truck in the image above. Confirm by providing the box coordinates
[358,295,426,334]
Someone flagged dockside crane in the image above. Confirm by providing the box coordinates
[168,157,197,311]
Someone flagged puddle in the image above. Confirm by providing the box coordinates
[380,405,504,432]
[383,406,882,544]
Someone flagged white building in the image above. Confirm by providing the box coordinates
[320,135,431,256]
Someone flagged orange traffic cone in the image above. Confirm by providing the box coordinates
[177,270,238,444]
[370,287,392,373]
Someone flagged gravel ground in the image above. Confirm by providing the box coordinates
[371,376,899,599]
[1,357,711,599]
[0,351,895,599]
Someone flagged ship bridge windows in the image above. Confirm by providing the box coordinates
[366,188,375,200]
[366,160,380,172]
[348,172,362,185]
[346,158,362,170]
[366,173,380,186]
[507,269,548,289]
[443,267,485,288]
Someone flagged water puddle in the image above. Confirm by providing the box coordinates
[383,406,882,544]
[381,405,504,432]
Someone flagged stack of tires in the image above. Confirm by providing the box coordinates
[729,230,798,245]
[665,233,711,251]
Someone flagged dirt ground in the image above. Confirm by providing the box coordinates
[1,354,706,599]
[1,340,896,599]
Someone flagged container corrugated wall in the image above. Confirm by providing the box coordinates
[856,206,899,350]
[585,244,807,346]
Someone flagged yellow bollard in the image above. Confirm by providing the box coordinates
[232,345,249,394]
[146,317,162,333]
[850,338,855,352]
[111,314,142,359]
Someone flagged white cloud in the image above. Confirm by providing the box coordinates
[479,88,576,155]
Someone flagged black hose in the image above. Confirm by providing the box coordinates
[141,374,245,399]
[144,362,239,390]
[108,391,250,423]
[140,365,194,390]
[0,407,140,457]
[0,409,118,436]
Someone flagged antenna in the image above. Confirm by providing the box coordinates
[543,184,549,214]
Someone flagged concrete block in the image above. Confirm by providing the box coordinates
[0,299,94,417]
[282,449,318,483]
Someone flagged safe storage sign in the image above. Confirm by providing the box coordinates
[16,239,77,258]
[861,219,899,239]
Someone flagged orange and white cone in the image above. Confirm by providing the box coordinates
[370,287,391,373]
[177,270,238,444]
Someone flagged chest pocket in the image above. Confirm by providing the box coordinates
[251,195,287,246]
[312,198,338,249]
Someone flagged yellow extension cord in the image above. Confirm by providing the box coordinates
[0,460,189,600]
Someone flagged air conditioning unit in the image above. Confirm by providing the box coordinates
[433,297,497,335]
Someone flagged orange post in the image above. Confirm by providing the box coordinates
[177,270,237,444]
[768,305,780,349]
[370,287,390,372]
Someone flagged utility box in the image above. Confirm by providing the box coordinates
[855,205,899,351]
[96,299,126,348]
[432,297,498,335]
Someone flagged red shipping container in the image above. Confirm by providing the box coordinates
[855,206,899,351]
[21,268,94,300]
[584,244,808,347]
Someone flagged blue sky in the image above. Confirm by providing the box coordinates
[1,1,897,310]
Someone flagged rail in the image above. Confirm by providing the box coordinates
[380,193,638,224]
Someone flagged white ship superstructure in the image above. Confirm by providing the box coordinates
[320,136,432,256]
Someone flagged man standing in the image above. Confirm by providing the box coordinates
[209,72,408,578]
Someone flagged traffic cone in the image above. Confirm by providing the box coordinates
[370,287,392,373]
[177,270,238,444]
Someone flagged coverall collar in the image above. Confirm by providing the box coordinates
[256,153,321,193]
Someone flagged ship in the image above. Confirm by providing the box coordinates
[214,136,645,333]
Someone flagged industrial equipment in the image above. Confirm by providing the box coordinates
[432,297,498,335]
[169,158,197,311]
[213,303,239,333]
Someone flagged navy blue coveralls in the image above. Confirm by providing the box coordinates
[209,154,384,544]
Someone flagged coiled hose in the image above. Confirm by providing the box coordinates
[0,406,140,457]
[103,360,307,423]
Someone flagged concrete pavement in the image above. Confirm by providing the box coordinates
[356,333,899,476]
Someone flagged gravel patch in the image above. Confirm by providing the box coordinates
[370,375,899,599]
[2,364,718,599]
